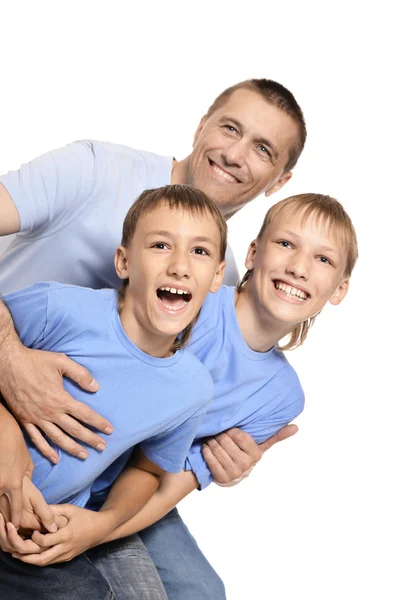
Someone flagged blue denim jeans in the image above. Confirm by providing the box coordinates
[138,508,226,600]
[0,534,167,600]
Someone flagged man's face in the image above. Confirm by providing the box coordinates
[245,208,349,329]
[187,89,299,219]
[115,202,225,353]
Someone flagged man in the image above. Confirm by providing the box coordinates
[0,78,306,598]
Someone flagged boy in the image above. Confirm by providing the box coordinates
[0,184,226,600]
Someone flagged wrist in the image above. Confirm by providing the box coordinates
[89,509,119,547]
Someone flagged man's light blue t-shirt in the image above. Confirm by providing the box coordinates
[0,140,239,291]
[185,286,305,489]
[3,283,213,508]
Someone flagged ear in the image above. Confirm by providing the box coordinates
[244,240,257,271]
[329,278,349,306]
[264,171,292,198]
[193,115,207,147]
[209,260,226,293]
[114,246,129,280]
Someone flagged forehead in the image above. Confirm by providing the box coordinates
[267,206,346,250]
[136,202,221,239]
[210,89,298,154]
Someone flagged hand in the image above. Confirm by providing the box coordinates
[0,404,33,527]
[8,504,114,565]
[0,343,114,461]
[0,510,68,556]
[0,475,56,533]
[202,424,298,487]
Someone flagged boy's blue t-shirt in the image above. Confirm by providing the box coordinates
[185,286,305,489]
[3,283,213,508]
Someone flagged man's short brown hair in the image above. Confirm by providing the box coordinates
[206,78,307,172]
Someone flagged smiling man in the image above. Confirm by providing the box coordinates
[0,78,306,599]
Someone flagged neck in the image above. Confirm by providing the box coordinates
[119,298,175,358]
[171,156,190,185]
[234,287,293,353]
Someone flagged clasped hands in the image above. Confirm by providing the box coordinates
[0,477,112,566]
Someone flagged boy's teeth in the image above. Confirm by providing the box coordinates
[275,281,308,300]
[159,287,189,295]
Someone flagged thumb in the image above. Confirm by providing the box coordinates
[57,354,100,392]
[258,424,298,454]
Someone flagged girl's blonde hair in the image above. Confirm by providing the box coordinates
[237,193,358,351]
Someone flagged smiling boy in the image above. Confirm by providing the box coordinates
[0,184,226,600]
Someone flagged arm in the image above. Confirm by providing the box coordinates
[0,292,113,462]
[0,182,20,235]
[0,145,114,460]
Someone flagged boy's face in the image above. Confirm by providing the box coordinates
[187,89,299,219]
[115,202,225,346]
[244,208,349,328]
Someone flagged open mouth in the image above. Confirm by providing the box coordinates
[273,280,309,302]
[156,287,192,312]
[208,159,240,183]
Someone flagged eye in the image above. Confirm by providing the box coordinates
[317,256,333,266]
[151,243,168,250]
[277,240,293,249]
[193,247,210,256]
[223,124,238,134]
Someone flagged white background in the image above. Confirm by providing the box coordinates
[1,1,398,598]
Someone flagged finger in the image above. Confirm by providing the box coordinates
[205,438,242,479]
[223,428,263,460]
[0,513,13,552]
[38,421,89,459]
[60,397,113,435]
[8,488,23,529]
[6,522,43,554]
[56,353,100,393]
[13,544,66,566]
[258,424,298,453]
[29,491,57,533]
[201,444,230,484]
[24,424,59,464]
[31,527,67,548]
[56,413,107,451]
[213,432,256,468]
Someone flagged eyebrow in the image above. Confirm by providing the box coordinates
[281,230,339,254]
[146,231,217,247]
[220,116,279,160]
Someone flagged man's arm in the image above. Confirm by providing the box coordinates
[0,183,20,235]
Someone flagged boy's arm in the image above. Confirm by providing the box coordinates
[99,463,198,543]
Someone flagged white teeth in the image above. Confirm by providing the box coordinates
[212,163,236,183]
[159,287,190,296]
[275,281,308,301]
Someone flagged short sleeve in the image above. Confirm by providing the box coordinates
[2,282,50,348]
[141,404,208,474]
[0,141,97,236]
[185,383,305,491]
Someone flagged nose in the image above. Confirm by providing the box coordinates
[221,139,247,168]
[167,248,192,279]
[285,251,310,280]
